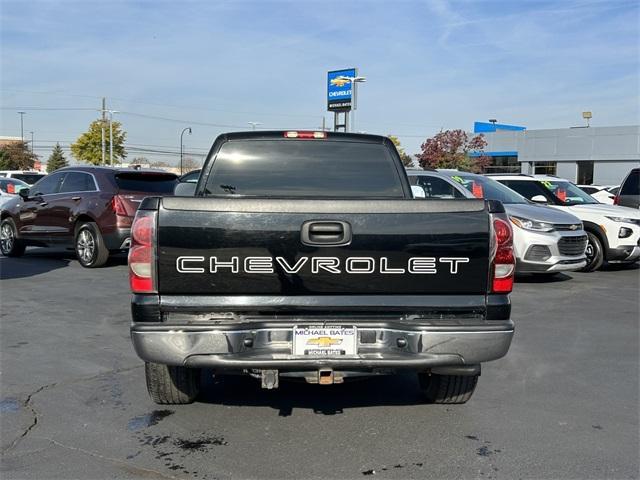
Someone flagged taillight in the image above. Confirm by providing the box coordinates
[284,131,327,139]
[491,217,515,293]
[128,210,157,293]
[7,184,15,194]
[111,195,127,216]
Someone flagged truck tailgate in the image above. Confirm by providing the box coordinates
[157,197,490,296]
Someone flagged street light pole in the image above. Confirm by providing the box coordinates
[30,131,34,153]
[248,122,262,131]
[18,112,26,141]
[180,127,192,175]
[336,75,366,132]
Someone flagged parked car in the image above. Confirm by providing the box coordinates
[0,178,29,209]
[0,166,178,267]
[577,184,618,204]
[615,168,639,209]
[0,170,46,185]
[490,174,640,271]
[179,169,201,183]
[408,170,587,274]
[594,186,619,205]
[130,131,515,405]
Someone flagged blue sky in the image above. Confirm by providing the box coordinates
[1,0,638,164]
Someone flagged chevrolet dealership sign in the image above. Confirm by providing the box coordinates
[327,68,356,111]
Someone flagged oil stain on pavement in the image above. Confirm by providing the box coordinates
[127,409,228,478]
[127,410,175,431]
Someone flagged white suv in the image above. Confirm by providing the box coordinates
[491,174,640,271]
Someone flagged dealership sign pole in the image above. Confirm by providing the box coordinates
[327,68,357,132]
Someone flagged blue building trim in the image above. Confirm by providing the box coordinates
[474,122,526,133]
[470,151,518,157]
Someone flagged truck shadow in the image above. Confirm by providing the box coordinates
[198,373,426,415]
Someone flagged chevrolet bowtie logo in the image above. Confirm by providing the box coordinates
[330,77,351,87]
[307,336,343,347]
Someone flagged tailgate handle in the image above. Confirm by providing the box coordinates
[301,221,351,246]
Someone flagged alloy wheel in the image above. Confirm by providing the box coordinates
[1,223,14,254]
[77,229,96,264]
[585,241,595,263]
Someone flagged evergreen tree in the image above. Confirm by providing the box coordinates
[47,143,69,172]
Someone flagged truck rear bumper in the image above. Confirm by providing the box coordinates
[130,321,514,370]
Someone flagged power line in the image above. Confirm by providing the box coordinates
[116,111,247,129]
[3,89,324,119]
[0,107,97,111]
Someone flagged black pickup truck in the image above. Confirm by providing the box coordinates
[129,131,515,405]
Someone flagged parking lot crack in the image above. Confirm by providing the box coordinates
[2,382,58,454]
[2,364,143,454]
[42,438,181,480]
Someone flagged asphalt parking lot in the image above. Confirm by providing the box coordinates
[1,249,638,480]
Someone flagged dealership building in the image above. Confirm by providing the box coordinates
[474,122,640,185]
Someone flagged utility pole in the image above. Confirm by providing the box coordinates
[109,112,114,165]
[18,111,26,141]
[30,131,34,153]
[101,98,106,165]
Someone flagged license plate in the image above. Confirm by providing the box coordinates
[292,326,357,356]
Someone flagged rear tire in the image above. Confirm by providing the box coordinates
[75,222,109,268]
[145,362,201,405]
[0,218,26,257]
[580,232,604,272]
[418,373,479,404]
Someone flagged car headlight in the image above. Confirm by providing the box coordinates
[509,216,555,232]
[605,216,640,226]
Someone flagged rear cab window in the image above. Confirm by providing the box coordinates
[203,139,405,198]
[115,172,178,193]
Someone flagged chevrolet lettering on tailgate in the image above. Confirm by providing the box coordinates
[176,256,471,274]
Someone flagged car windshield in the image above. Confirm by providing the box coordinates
[448,174,528,204]
[0,178,29,194]
[538,180,598,205]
